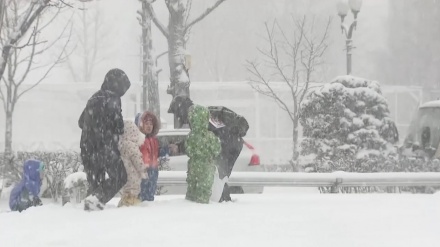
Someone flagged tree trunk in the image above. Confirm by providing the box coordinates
[291,100,299,172]
[4,106,14,179]
[141,1,160,119]
[167,0,190,128]
[81,4,90,82]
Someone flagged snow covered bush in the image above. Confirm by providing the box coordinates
[63,170,88,205]
[3,151,82,201]
[299,76,399,173]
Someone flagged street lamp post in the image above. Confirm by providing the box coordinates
[337,0,362,75]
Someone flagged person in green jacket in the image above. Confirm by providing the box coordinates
[185,105,221,203]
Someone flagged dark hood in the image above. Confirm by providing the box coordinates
[101,68,131,97]
[168,95,194,127]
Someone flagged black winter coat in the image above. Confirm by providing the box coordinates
[78,69,131,179]
[175,105,249,178]
[207,106,249,178]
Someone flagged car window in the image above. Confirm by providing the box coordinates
[158,134,188,156]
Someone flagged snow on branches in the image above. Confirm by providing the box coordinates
[299,76,399,173]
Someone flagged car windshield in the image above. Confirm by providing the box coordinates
[157,133,187,156]
[405,107,440,148]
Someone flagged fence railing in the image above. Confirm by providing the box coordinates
[158,171,440,192]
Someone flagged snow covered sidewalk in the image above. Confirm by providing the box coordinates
[1,193,439,247]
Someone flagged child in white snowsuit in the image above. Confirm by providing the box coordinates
[118,121,147,207]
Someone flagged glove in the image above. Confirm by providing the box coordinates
[33,197,43,207]
[17,200,32,212]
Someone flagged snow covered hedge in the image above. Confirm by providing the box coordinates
[1,150,172,201]
[1,151,82,200]
[63,171,88,205]
[299,76,399,173]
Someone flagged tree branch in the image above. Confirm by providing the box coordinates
[184,0,192,26]
[184,0,226,33]
[0,84,5,111]
[298,17,330,106]
[246,61,295,122]
[263,21,297,98]
[144,0,169,39]
[17,14,74,87]
[155,50,168,66]
[247,15,330,132]
[0,1,50,84]
[16,25,39,87]
[17,19,73,100]
[37,4,62,32]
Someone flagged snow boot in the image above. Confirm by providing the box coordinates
[118,194,141,207]
[84,195,104,211]
[118,194,130,207]
[129,195,141,206]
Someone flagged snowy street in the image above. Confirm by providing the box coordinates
[1,189,439,247]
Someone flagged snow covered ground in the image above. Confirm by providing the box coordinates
[0,188,439,247]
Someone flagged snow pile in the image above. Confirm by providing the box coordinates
[64,172,87,189]
[63,172,88,204]
[0,193,439,247]
[0,183,13,200]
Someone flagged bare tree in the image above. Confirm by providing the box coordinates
[137,0,165,118]
[0,0,73,185]
[246,16,331,170]
[143,0,227,128]
[65,1,107,82]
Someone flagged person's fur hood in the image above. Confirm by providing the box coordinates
[139,111,160,137]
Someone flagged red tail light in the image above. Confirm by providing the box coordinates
[244,141,254,150]
[249,154,260,166]
[244,141,260,166]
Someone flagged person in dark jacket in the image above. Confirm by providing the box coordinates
[9,159,44,212]
[78,68,131,211]
[168,96,249,202]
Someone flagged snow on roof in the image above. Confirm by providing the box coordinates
[419,100,440,109]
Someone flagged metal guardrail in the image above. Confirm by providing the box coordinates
[158,171,440,191]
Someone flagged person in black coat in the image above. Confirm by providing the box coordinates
[78,68,131,211]
[168,96,249,202]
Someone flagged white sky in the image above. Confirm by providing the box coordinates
[30,0,390,85]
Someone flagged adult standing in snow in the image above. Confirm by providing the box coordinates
[168,96,249,202]
[9,159,44,212]
[185,105,221,203]
[78,68,131,211]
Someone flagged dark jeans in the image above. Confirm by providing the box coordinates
[140,168,159,201]
[217,141,243,202]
